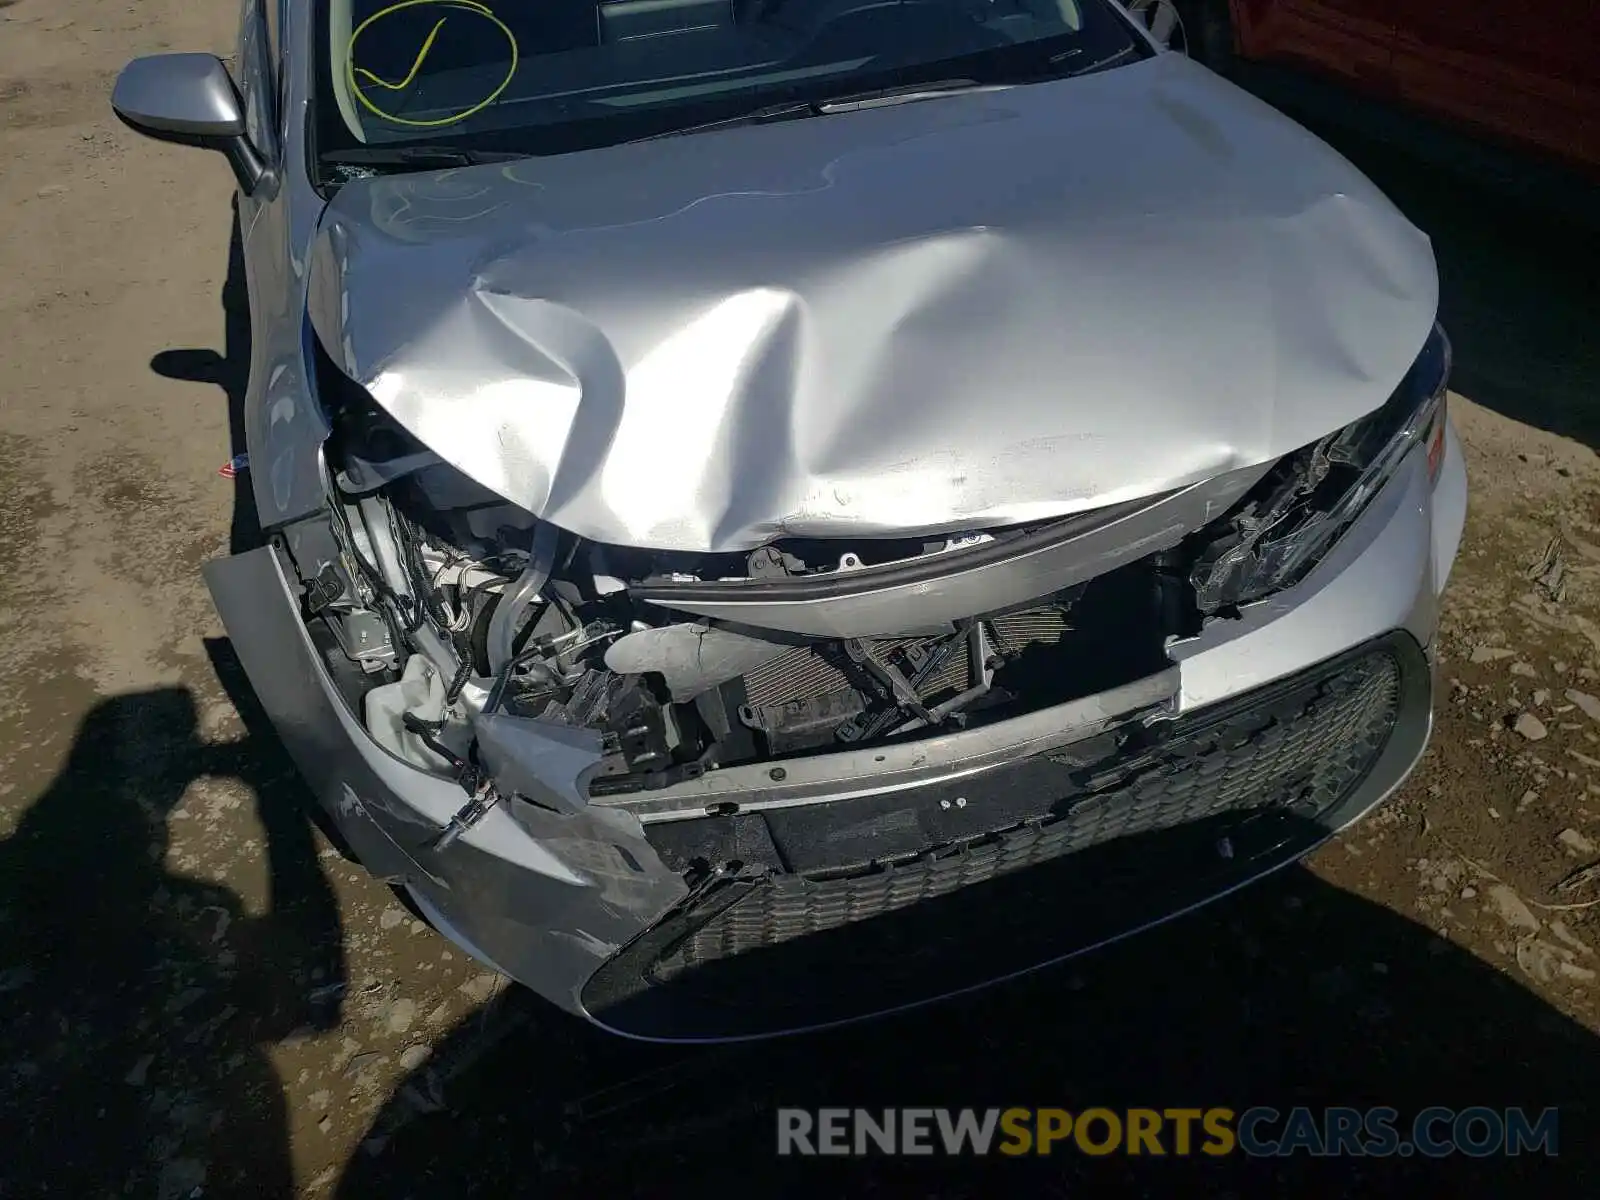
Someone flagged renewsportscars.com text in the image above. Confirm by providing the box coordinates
[776,1106,1558,1158]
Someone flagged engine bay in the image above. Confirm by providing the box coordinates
[285,362,1371,811]
[314,462,1183,795]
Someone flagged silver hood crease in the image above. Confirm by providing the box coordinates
[306,54,1439,554]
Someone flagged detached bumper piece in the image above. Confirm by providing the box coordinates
[583,634,1428,1039]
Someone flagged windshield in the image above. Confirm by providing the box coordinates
[316,0,1147,157]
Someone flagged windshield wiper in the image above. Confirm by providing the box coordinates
[636,99,824,141]
[1054,42,1144,79]
[819,78,992,111]
[320,145,529,170]
[638,78,986,142]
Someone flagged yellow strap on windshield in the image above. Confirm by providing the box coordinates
[347,0,519,128]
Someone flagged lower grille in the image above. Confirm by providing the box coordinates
[670,648,1396,974]
[583,639,1418,1039]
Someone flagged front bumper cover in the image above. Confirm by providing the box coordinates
[588,632,1425,1040]
[204,422,1466,1040]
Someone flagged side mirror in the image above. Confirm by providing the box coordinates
[1125,0,1189,54]
[111,54,271,194]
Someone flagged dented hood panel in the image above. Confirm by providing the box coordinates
[308,54,1437,554]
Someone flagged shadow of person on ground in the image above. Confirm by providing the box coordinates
[206,636,350,1029]
[0,207,348,1197]
[336,851,1598,1198]
[0,687,344,1199]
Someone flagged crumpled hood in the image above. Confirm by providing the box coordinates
[308,53,1437,554]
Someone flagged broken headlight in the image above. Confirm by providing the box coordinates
[1191,323,1451,614]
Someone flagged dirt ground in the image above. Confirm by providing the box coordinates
[4,2,1600,1196]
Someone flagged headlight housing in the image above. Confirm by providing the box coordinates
[1190,323,1451,614]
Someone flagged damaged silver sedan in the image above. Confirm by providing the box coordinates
[113,0,1465,1039]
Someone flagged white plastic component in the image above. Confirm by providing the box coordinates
[363,654,470,774]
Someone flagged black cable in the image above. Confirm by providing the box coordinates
[401,711,467,771]
[461,574,510,629]
[443,658,474,706]
[393,503,450,630]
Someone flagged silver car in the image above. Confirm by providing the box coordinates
[113,0,1466,1040]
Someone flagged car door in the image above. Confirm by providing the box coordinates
[1231,0,1399,99]
[1386,1,1600,175]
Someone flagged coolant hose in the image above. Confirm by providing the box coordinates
[486,520,559,677]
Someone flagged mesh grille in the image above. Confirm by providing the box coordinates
[655,648,1399,979]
